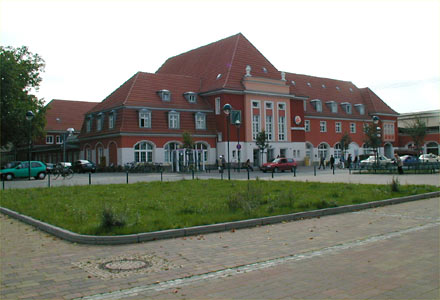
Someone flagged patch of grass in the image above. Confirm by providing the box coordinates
[0,179,437,235]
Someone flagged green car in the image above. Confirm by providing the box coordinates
[1,161,47,181]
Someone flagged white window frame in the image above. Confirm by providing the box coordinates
[86,118,92,133]
[320,121,327,133]
[46,135,54,144]
[96,114,103,131]
[305,120,310,132]
[215,97,221,115]
[109,111,116,129]
[335,122,342,133]
[56,135,63,144]
[134,141,154,163]
[278,115,286,141]
[350,122,356,133]
[195,112,206,130]
[168,111,180,129]
[311,99,322,112]
[251,100,261,140]
[265,115,273,141]
[139,109,151,128]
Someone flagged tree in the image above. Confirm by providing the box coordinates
[363,123,382,152]
[404,118,427,155]
[256,130,269,166]
[1,46,46,149]
[339,132,352,158]
[182,131,194,149]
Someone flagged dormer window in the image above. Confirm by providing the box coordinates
[108,110,116,129]
[341,102,352,114]
[86,115,93,132]
[354,104,365,115]
[157,89,171,101]
[326,101,338,113]
[310,99,322,112]
[184,92,197,103]
[96,113,104,131]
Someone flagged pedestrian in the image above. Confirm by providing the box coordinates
[395,153,404,174]
[330,155,335,170]
[347,154,352,169]
[318,156,325,170]
[353,156,358,168]
[245,159,253,171]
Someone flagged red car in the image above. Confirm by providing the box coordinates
[260,158,297,173]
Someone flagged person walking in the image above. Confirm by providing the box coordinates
[395,153,404,174]
[347,154,352,169]
[330,155,335,170]
[318,156,325,170]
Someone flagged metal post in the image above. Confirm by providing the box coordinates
[89,172,91,185]
[227,116,230,180]
[2,179,4,190]
[247,167,250,180]
[294,166,297,177]
[161,169,163,182]
[126,170,128,184]
[28,123,32,180]
[333,166,335,175]
[48,173,51,188]
[192,169,194,180]
[272,169,274,178]
[314,165,316,176]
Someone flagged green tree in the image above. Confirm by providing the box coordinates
[404,118,427,155]
[363,123,382,151]
[339,132,352,158]
[256,130,269,166]
[182,131,194,149]
[1,46,47,149]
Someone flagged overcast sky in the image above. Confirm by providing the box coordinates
[1,0,439,114]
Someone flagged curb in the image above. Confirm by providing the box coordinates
[1,191,439,245]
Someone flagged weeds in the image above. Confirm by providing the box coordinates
[390,177,400,192]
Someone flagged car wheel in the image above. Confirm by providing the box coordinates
[36,172,46,180]
[5,173,14,181]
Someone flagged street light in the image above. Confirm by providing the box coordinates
[235,119,241,172]
[223,103,232,180]
[63,128,75,162]
[372,116,381,168]
[25,110,35,180]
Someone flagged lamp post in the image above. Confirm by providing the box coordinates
[235,119,241,172]
[223,103,232,180]
[372,116,381,168]
[25,110,35,180]
[63,128,75,162]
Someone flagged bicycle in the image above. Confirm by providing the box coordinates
[52,165,74,180]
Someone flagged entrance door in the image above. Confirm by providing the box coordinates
[253,149,260,167]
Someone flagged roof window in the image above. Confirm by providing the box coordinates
[322,84,326,88]
[336,86,340,91]
[157,89,171,101]
[216,73,222,80]
[262,67,267,73]
[341,102,352,114]
[310,99,322,112]
[349,87,353,92]
[291,80,296,86]
[354,104,365,115]
[184,92,197,103]
[307,82,311,87]
[326,101,338,113]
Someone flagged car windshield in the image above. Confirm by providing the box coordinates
[271,159,282,163]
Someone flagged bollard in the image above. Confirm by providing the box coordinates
[126,171,129,184]
[48,173,51,188]
[221,171,223,180]
[314,165,316,176]
[272,170,274,178]
[333,167,335,175]
[294,166,297,177]
[247,168,250,180]
[161,169,163,182]
[192,169,194,180]
[2,179,4,190]
[349,167,351,175]
[89,172,91,185]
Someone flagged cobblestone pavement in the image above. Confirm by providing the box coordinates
[1,197,439,299]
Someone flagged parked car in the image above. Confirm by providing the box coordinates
[58,162,72,168]
[72,160,96,173]
[419,153,440,163]
[360,155,392,167]
[260,158,297,173]
[399,155,419,166]
[0,161,47,180]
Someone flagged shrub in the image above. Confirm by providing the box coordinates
[99,204,127,231]
[390,177,400,192]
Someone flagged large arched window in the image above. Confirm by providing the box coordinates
[164,142,181,163]
[318,143,329,159]
[134,141,154,163]
[334,143,342,159]
[195,142,208,162]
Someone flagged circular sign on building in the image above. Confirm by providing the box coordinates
[294,115,302,125]
[236,144,241,149]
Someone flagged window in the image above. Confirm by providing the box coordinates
[341,102,352,114]
[311,99,322,112]
[86,117,92,132]
[320,121,327,132]
[184,92,197,103]
[109,110,116,129]
[383,123,395,141]
[195,112,206,130]
[215,97,221,115]
[56,135,63,144]
[278,116,286,141]
[335,122,342,133]
[354,104,365,115]
[327,101,337,113]
[168,111,180,129]
[334,143,342,158]
[231,110,242,124]
[265,115,273,140]
[266,102,273,109]
[195,142,208,162]
[164,142,180,163]
[305,120,310,132]
[252,114,260,140]
[96,114,103,131]
[350,122,356,133]
[157,89,171,101]
[134,141,153,163]
[139,109,151,128]
[46,135,54,144]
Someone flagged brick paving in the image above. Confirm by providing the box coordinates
[1,187,439,299]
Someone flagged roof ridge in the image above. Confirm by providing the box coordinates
[286,72,354,84]
[222,34,241,89]
[122,72,140,106]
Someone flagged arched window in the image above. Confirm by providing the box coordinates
[334,143,342,159]
[195,142,208,162]
[164,142,181,163]
[318,143,329,159]
[134,141,154,163]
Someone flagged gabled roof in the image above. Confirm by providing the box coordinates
[89,72,210,113]
[360,87,398,115]
[45,100,97,131]
[156,33,281,92]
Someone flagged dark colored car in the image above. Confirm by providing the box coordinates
[400,155,419,166]
[72,160,96,173]
[260,158,297,173]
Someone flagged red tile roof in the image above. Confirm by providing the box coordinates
[45,100,97,131]
[89,72,211,113]
[156,33,281,92]
[360,87,398,115]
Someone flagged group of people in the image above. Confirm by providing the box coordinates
[318,154,359,170]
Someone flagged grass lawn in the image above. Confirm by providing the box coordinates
[0,179,437,236]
